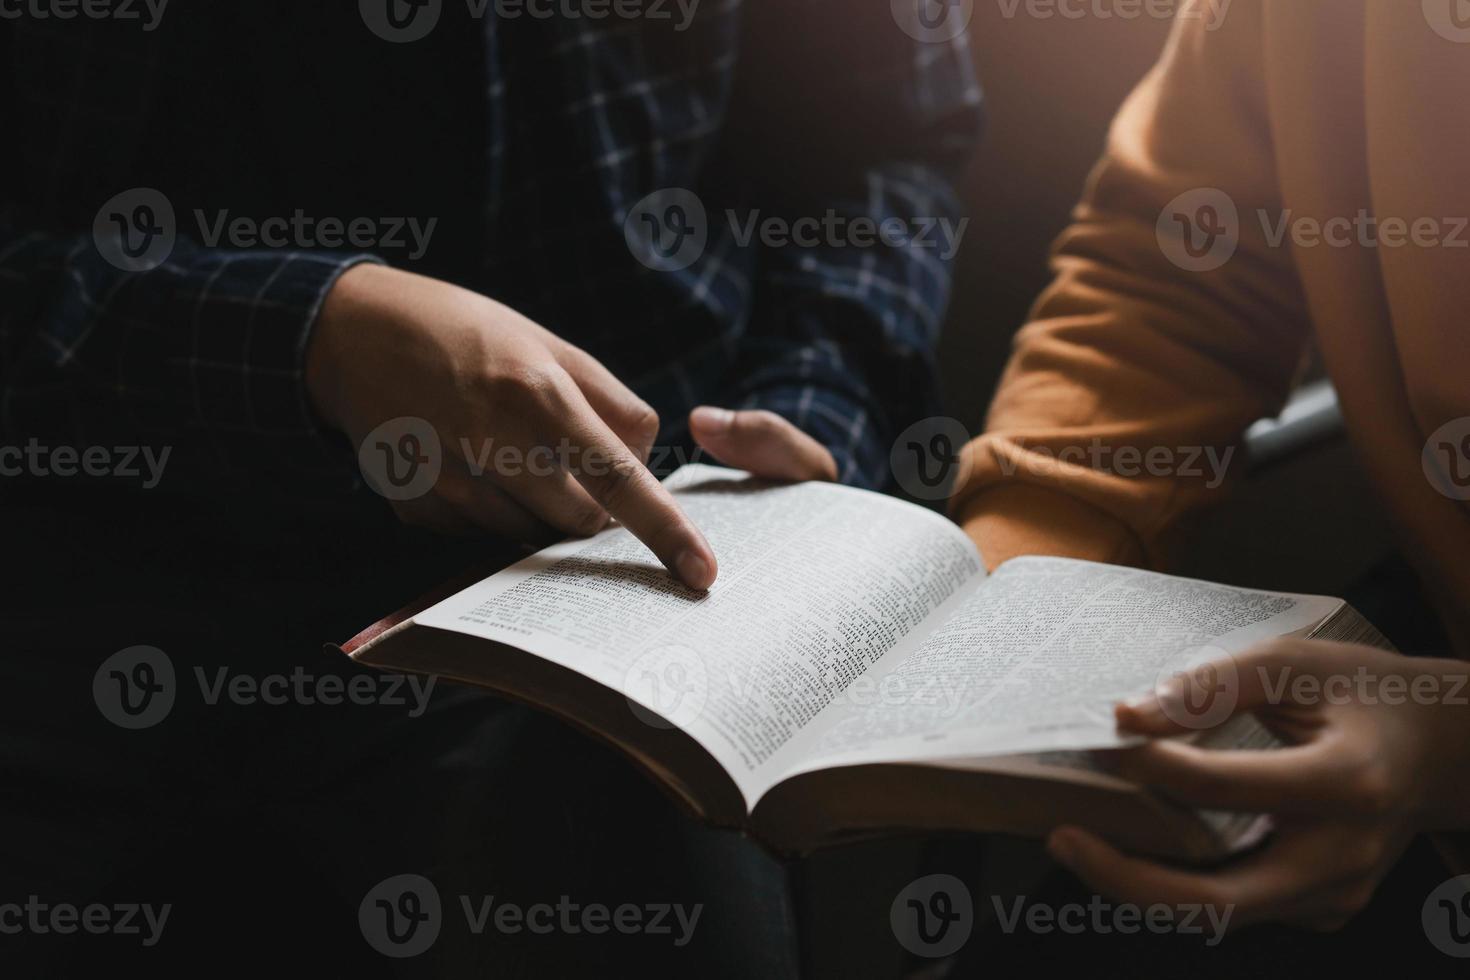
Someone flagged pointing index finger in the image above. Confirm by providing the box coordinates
[557,393,717,590]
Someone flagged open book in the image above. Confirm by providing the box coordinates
[338,465,1387,862]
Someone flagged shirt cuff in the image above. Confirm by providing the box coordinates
[169,252,384,481]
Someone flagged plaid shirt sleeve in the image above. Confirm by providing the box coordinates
[726,6,982,490]
[0,209,380,487]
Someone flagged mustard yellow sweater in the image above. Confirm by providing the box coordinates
[955,0,1470,655]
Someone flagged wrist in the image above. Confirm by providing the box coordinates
[306,262,389,433]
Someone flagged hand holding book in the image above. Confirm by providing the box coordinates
[1049,640,1470,934]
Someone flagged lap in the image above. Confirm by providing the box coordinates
[0,500,797,977]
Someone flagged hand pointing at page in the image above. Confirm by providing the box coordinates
[305,264,719,590]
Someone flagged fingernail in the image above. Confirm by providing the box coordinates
[691,406,735,433]
[1047,830,1078,866]
[1123,690,1160,710]
[1118,693,1162,725]
[676,549,714,590]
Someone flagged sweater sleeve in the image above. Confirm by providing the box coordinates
[951,2,1312,570]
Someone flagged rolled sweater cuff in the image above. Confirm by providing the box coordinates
[952,482,1147,573]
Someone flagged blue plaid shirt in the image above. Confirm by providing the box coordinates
[0,4,980,494]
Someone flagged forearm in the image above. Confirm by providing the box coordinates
[0,213,379,484]
[953,3,1311,569]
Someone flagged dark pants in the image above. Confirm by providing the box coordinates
[0,489,802,977]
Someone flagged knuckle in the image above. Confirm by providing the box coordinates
[1349,762,1397,817]
[594,455,648,511]
[494,365,563,406]
[630,403,660,441]
[477,374,515,412]
[569,503,608,536]
[747,409,785,434]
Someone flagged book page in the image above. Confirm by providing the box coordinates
[780,557,1342,780]
[413,465,984,807]
[921,729,1275,854]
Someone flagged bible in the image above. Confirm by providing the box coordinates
[337,465,1387,861]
